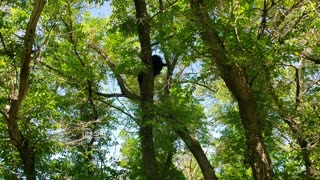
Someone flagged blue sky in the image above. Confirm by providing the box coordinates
[90,1,112,17]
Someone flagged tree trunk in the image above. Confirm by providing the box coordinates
[139,124,159,179]
[190,1,274,179]
[18,142,36,180]
[4,1,46,179]
[134,0,159,178]
[174,126,218,180]
[8,115,37,180]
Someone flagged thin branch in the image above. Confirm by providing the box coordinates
[278,63,299,69]
[179,80,217,93]
[97,98,136,120]
[61,12,86,67]
[150,0,179,20]
[96,92,130,98]
[264,66,299,132]
[301,78,320,97]
[35,59,76,83]
[0,32,10,57]
[275,0,304,27]
[280,10,308,41]
[164,54,179,94]
[0,110,8,120]
[294,67,301,103]
[150,33,175,46]
[233,26,242,51]
[230,1,242,51]
[159,0,164,12]
[88,43,139,101]
[35,60,60,72]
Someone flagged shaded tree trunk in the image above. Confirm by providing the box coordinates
[9,124,36,180]
[4,1,46,179]
[189,1,274,179]
[134,0,159,179]
[139,124,158,179]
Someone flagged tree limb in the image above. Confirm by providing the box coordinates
[87,43,139,101]
[303,55,320,64]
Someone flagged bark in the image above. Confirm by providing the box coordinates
[174,126,218,180]
[5,0,46,179]
[190,1,274,179]
[139,124,159,179]
[134,0,159,179]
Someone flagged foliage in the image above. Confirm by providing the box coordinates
[0,0,319,179]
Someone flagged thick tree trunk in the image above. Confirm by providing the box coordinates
[174,126,218,180]
[236,89,273,180]
[139,124,158,179]
[134,0,159,178]
[18,142,36,180]
[190,1,274,179]
[4,1,46,179]
[8,115,37,180]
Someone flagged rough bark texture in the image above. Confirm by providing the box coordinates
[133,0,159,179]
[5,0,46,179]
[190,0,274,179]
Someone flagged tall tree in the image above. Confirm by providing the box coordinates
[189,0,274,179]
[1,0,46,179]
[133,0,159,178]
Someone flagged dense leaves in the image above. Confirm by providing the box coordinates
[0,0,319,179]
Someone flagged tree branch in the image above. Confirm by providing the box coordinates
[97,98,136,120]
[8,0,46,143]
[295,67,301,103]
[275,0,304,27]
[96,92,132,99]
[303,54,320,64]
[88,43,139,101]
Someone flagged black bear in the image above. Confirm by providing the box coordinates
[138,55,167,85]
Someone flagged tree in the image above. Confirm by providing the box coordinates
[0,1,46,179]
[0,0,319,179]
[189,0,274,179]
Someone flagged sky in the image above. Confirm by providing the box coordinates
[89,1,112,17]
